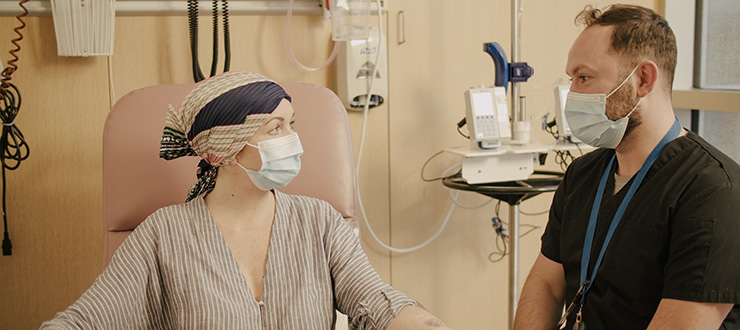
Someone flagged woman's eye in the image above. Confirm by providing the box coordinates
[268,125,280,134]
[289,120,296,129]
[579,75,589,83]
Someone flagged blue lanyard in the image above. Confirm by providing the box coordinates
[579,119,682,304]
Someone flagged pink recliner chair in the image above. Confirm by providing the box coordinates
[102,82,358,268]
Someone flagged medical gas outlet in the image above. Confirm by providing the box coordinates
[334,27,388,111]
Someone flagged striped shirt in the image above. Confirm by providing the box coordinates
[41,191,415,329]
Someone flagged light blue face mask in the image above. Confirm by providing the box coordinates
[564,65,642,148]
[235,132,303,191]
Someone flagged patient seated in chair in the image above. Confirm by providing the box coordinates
[41,72,451,330]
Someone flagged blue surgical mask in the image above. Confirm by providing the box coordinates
[235,132,303,191]
[564,65,642,148]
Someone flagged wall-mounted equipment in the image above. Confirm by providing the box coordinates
[331,0,370,41]
[50,0,115,57]
[334,26,388,110]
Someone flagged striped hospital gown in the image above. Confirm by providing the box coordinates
[41,191,415,329]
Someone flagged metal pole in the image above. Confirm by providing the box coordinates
[509,0,522,328]
[511,0,520,125]
[519,96,526,121]
[508,203,521,330]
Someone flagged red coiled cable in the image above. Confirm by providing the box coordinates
[0,0,28,92]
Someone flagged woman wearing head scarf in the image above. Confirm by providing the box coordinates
[41,72,451,330]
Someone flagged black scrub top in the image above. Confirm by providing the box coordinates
[542,131,740,329]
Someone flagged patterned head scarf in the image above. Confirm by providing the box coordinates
[160,71,291,201]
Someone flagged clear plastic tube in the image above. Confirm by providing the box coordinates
[285,0,338,72]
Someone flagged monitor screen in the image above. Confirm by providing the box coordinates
[472,91,495,116]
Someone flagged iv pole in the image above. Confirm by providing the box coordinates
[508,0,521,328]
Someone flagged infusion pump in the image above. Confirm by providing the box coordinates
[449,86,546,184]
[464,86,511,149]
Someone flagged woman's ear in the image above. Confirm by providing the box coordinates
[635,60,659,98]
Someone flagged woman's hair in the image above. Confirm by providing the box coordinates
[576,4,677,94]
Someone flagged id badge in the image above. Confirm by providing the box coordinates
[557,280,589,329]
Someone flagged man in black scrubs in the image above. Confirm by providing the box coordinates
[513,4,740,330]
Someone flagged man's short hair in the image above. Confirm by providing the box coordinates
[576,4,677,93]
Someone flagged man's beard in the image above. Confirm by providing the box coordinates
[606,82,641,141]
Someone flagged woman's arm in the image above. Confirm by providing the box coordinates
[385,305,454,330]
[324,208,450,330]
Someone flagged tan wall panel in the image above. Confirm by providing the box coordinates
[0,16,109,330]
[349,101,393,280]
[386,1,513,327]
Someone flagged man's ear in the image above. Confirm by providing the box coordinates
[635,60,659,98]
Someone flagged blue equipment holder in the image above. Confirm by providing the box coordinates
[483,42,534,90]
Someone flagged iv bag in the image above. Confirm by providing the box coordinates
[331,0,370,41]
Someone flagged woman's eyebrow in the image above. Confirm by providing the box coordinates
[264,117,284,124]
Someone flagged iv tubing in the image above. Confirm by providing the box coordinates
[285,0,338,72]
[107,56,116,109]
[355,0,459,254]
